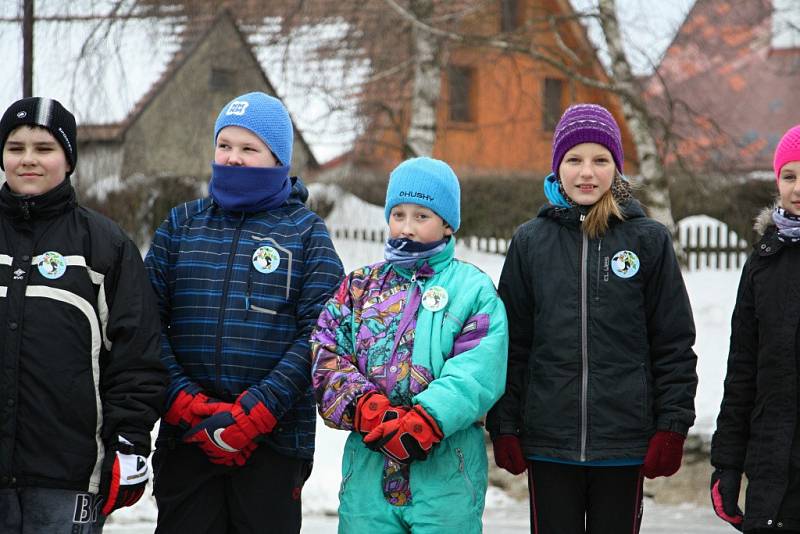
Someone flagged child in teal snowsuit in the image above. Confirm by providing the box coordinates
[311,157,508,533]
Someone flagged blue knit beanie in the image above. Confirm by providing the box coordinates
[384,157,461,232]
[214,92,293,167]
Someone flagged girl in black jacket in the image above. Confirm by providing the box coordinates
[711,124,800,534]
[486,103,698,534]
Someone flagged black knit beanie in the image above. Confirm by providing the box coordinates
[0,97,77,176]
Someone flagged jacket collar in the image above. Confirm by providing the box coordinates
[537,198,646,227]
[0,179,76,222]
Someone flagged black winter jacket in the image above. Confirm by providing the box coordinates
[487,201,697,462]
[711,210,800,531]
[0,180,167,493]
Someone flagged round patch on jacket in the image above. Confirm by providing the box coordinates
[422,286,448,312]
[611,250,640,279]
[252,246,280,274]
[37,251,67,279]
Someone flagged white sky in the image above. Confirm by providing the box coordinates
[570,0,696,74]
[0,1,696,163]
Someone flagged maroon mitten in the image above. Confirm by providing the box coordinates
[642,430,685,478]
[492,435,527,475]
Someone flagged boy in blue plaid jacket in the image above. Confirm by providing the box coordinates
[145,92,343,533]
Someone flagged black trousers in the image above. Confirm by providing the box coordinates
[527,460,644,534]
[153,441,311,534]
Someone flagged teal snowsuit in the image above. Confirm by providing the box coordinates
[311,238,508,533]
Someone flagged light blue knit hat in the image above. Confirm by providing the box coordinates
[384,157,461,232]
[214,92,293,167]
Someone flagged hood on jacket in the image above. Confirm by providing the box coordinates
[754,201,779,236]
[288,176,309,205]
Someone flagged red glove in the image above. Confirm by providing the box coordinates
[354,391,408,434]
[710,468,744,531]
[183,390,276,466]
[363,405,443,463]
[492,435,527,475]
[99,436,148,516]
[642,430,685,478]
[163,389,232,430]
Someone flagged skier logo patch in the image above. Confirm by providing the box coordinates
[611,250,640,279]
[422,286,448,312]
[38,251,67,279]
[252,246,280,274]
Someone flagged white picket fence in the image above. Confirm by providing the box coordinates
[677,215,750,271]
[329,214,750,272]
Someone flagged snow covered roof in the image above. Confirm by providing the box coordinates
[0,10,180,126]
[644,0,800,173]
[0,4,359,164]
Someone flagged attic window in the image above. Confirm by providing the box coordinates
[542,78,564,132]
[772,0,800,49]
[501,0,519,32]
[209,68,234,91]
[448,66,475,123]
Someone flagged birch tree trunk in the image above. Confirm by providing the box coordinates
[404,0,442,157]
[597,0,677,236]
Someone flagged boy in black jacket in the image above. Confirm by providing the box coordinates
[0,97,167,533]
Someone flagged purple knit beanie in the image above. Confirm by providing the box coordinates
[774,125,800,182]
[551,103,624,177]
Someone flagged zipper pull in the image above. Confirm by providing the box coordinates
[245,269,252,320]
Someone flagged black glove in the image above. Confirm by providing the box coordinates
[710,468,744,531]
[99,435,149,516]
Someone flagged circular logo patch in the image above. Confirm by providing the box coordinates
[16,111,26,119]
[38,251,67,279]
[252,246,280,274]
[611,250,640,279]
[421,286,449,312]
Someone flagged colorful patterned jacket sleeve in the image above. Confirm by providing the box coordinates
[414,274,509,438]
[247,215,344,420]
[311,271,376,430]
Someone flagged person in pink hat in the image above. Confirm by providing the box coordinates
[710,124,800,533]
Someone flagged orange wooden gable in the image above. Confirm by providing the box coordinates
[351,0,638,179]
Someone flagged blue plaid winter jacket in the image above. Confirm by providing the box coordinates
[145,178,343,459]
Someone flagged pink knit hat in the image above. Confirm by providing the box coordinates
[774,125,800,182]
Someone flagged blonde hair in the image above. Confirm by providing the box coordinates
[580,171,627,239]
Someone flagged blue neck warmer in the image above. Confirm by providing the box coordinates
[209,163,291,213]
[384,237,449,268]
[543,172,571,208]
